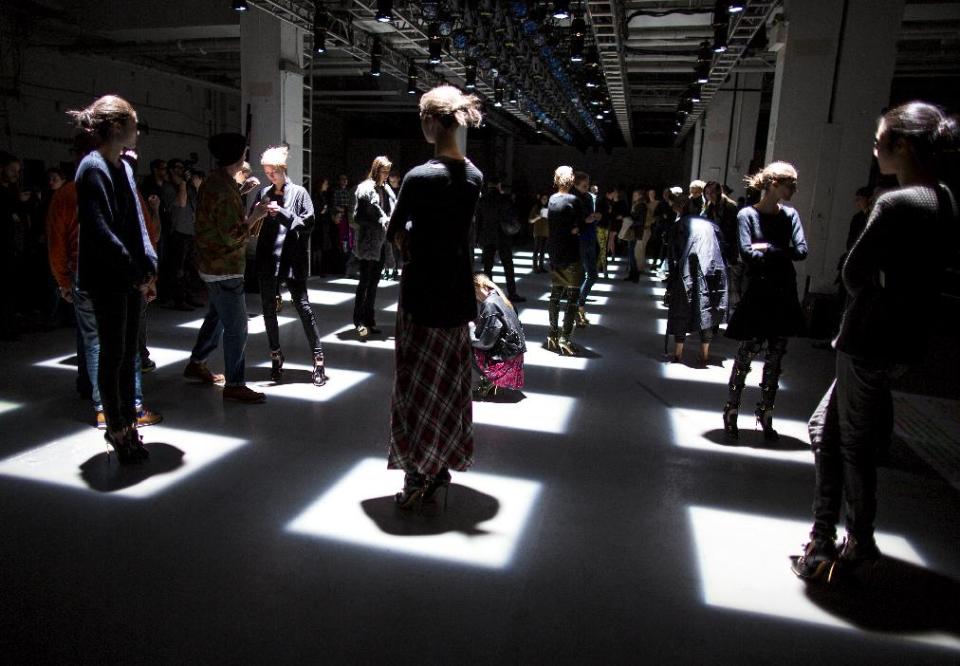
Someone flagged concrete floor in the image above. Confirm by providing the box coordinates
[1,251,958,664]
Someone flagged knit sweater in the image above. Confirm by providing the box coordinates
[835,183,957,363]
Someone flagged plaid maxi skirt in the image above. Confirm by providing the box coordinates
[388,309,474,475]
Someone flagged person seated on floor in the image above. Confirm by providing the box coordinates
[469,273,526,401]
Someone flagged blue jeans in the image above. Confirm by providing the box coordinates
[73,286,143,412]
[578,237,599,306]
[191,278,248,386]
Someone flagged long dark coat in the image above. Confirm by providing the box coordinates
[665,215,728,337]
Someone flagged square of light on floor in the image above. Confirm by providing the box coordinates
[587,283,614,293]
[320,324,396,350]
[179,316,296,335]
[522,342,589,370]
[688,506,960,652]
[383,301,398,313]
[0,400,22,417]
[306,289,355,306]
[491,265,533,276]
[34,347,193,372]
[519,308,603,327]
[669,408,811,465]
[538,293,609,306]
[473,391,575,434]
[251,363,372,402]
[326,278,398,289]
[659,361,788,389]
[286,457,541,569]
[0,426,247,499]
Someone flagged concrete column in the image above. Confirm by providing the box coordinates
[764,0,904,293]
[241,8,305,183]
[691,73,763,200]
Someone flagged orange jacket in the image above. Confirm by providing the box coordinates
[46,182,159,291]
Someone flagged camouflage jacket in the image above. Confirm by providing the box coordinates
[195,170,249,276]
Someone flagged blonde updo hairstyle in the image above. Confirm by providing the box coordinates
[554,165,574,190]
[260,145,289,172]
[744,161,798,191]
[419,84,483,130]
[66,95,137,151]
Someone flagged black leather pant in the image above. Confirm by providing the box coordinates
[726,336,788,411]
[260,276,322,356]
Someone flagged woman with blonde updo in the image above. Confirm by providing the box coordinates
[545,165,586,354]
[723,161,808,442]
[254,144,325,386]
[385,85,484,509]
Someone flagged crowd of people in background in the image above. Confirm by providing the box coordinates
[1,90,957,578]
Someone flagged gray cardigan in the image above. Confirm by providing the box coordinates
[352,179,395,261]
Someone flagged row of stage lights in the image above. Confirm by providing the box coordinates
[672,1,745,135]
[233,1,618,141]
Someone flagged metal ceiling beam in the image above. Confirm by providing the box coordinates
[587,0,633,144]
[676,0,780,143]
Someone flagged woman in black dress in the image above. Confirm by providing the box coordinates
[385,85,484,509]
[792,102,958,579]
[68,95,157,463]
[722,162,807,442]
[546,166,586,355]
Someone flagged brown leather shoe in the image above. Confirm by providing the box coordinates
[183,360,225,385]
[136,406,163,428]
[223,385,266,404]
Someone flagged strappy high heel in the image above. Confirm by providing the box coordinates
[421,468,451,513]
[722,402,739,440]
[557,336,579,356]
[312,353,327,387]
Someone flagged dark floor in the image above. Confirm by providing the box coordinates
[1,252,959,664]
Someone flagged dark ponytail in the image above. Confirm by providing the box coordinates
[880,102,959,168]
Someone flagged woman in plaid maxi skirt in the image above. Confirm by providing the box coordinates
[385,85,485,508]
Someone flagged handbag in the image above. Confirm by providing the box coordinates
[500,217,522,235]
[618,216,635,239]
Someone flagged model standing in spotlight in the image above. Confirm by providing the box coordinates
[254,145,326,386]
[792,102,958,580]
[352,155,395,339]
[68,95,157,463]
[386,85,484,509]
[546,166,586,355]
[722,161,807,442]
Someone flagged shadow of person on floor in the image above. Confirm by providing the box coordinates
[79,443,185,493]
[484,389,526,404]
[703,428,809,451]
[804,556,960,637]
[361,485,500,537]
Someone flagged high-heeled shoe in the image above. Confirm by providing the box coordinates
[755,405,779,442]
[395,472,426,510]
[104,428,145,465]
[576,307,590,328]
[270,350,284,382]
[546,335,559,352]
[557,336,579,356]
[472,379,497,401]
[312,354,327,387]
[421,468,451,512]
[722,402,739,440]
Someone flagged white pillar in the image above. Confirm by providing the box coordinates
[240,8,305,183]
[764,0,904,293]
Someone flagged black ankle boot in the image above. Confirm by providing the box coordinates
[755,405,779,442]
[312,353,327,387]
[723,402,739,440]
[270,350,284,382]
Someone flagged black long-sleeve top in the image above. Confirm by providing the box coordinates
[386,156,484,328]
[737,204,808,280]
[546,192,583,265]
[254,177,315,279]
[836,184,957,363]
[75,151,157,293]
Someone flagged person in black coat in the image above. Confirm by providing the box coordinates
[664,197,728,365]
[723,161,807,442]
[254,145,325,386]
[476,177,525,302]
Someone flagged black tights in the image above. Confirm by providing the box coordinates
[91,289,143,430]
[727,336,788,411]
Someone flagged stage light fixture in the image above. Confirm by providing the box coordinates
[233,0,248,10]
[585,71,599,89]
[569,37,584,63]
[726,1,745,13]
[595,112,604,120]
[690,84,702,103]
[713,24,728,52]
[585,46,600,68]
[695,61,710,84]
[509,88,519,104]
[570,15,586,39]
[407,63,418,94]
[464,60,477,89]
[494,78,504,107]
[375,0,393,23]
[536,118,544,133]
[679,98,693,114]
[370,37,382,77]
[553,0,571,20]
